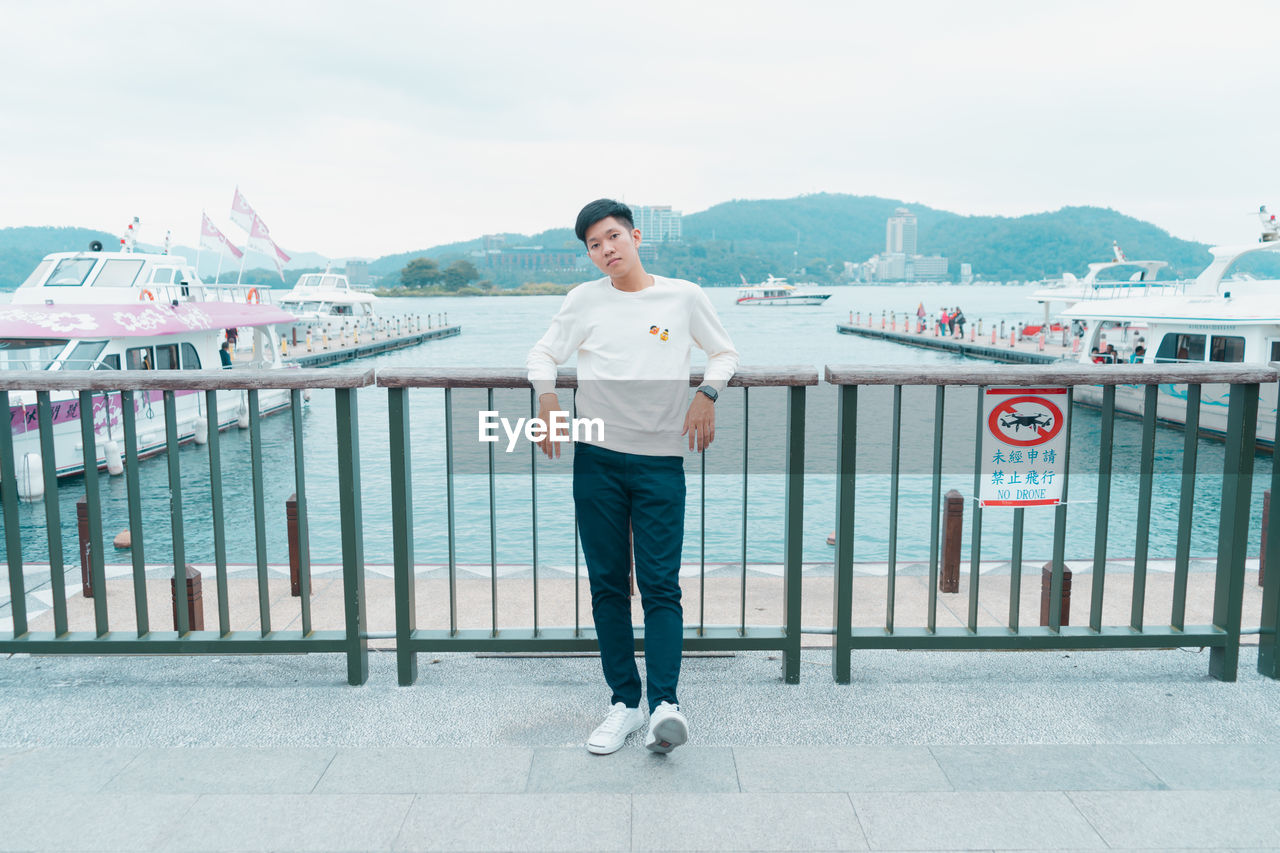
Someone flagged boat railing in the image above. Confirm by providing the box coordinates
[1078,279,1194,300]
[1,364,1277,686]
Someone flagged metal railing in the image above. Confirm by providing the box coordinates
[1,364,1278,685]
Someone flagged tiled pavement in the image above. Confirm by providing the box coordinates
[2,647,1280,851]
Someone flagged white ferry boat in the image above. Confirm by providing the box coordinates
[1062,212,1280,444]
[735,275,831,307]
[2,239,298,497]
[277,272,378,322]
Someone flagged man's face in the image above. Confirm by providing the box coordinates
[584,216,641,277]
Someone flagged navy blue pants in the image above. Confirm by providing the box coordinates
[573,442,685,713]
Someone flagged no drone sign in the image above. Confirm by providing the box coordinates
[979,387,1069,508]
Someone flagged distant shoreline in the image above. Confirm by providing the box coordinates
[373,283,573,297]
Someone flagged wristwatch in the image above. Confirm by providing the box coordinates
[695,384,718,403]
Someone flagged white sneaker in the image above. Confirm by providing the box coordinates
[645,701,688,754]
[587,702,646,755]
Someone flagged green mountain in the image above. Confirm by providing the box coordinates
[0,226,117,288]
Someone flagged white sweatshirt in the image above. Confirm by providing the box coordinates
[526,275,740,457]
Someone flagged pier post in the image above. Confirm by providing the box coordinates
[1040,562,1071,626]
[891,312,896,331]
[940,490,962,593]
[171,564,204,632]
[287,493,307,597]
[881,310,885,329]
[77,498,92,597]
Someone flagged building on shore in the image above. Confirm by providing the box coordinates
[477,235,588,272]
[859,207,951,282]
[343,260,370,286]
[633,205,683,243]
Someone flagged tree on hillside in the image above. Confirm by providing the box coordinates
[400,257,441,289]
[440,259,480,291]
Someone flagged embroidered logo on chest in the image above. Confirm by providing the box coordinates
[648,324,669,342]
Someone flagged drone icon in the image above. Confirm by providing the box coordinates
[1000,410,1053,432]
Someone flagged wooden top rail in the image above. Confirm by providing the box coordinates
[825,363,1280,387]
[375,366,820,389]
[0,368,375,392]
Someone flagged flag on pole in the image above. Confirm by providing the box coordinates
[201,212,244,259]
[230,187,256,233]
[248,214,290,281]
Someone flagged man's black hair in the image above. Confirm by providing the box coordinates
[575,199,634,244]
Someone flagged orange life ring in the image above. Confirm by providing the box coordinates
[138,289,155,302]
[246,288,260,304]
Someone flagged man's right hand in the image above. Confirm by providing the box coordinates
[537,392,565,459]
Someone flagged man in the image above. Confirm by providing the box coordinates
[219,342,233,368]
[526,199,739,755]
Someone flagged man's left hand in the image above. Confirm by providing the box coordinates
[682,392,716,452]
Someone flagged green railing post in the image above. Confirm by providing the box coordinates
[119,391,148,636]
[0,390,25,638]
[163,390,189,636]
[1261,386,1280,679]
[782,384,806,684]
[78,391,108,636]
[832,384,856,683]
[1210,382,1259,681]
[35,392,68,637]
[335,387,369,685]
[389,387,418,686]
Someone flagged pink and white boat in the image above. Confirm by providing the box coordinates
[2,240,298,497]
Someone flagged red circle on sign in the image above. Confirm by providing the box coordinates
[988,395,1063,447]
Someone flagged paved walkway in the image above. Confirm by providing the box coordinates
[2,647,1279,851]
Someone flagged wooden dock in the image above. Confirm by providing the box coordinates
[284,324,461,367]
[836,321,1077,365]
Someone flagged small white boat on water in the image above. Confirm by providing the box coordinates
[277,272,378,322]
[2,238,298,497]
[1062,209,1280,444]
[735,275,831,306]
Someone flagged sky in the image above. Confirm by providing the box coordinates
[2,0,1278,261]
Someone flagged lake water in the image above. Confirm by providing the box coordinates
[2,283,1271,570]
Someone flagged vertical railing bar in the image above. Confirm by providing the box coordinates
[78,390,108,636]
[1172,383,1201,631]
[1090,385,1116,633]
[1048,387,1074,633]
[927,385,944,634]
[205,390,230,636]
[0,390,28,638]
[739,387,749,635]
[389,386,417,686]
[699,447,706,636]
[887,384,901,633]
[572,388,580,637]
[444,387,457,635]
[1130,383,1159,631]
[248,389,269,635]
[487,388,497,638]
[831,384,856,683]
[1258,380,1280,679]
[117,390,147,636]
[36,392,69,636]
[291,389,312,636]
[1209,381,1258,682]
[1009,507,1024,631]
[162,390,189,636]
[529,389,540,637]
[968,386,985,633]
[335,386,370,685]
[781,385,806,684]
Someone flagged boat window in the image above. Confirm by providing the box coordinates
[46,258,97,286]
[126,346,154,370]
[60,340,108,370]
[1155,333,1205,363]
[155,343,179,370]
[19,259,53,289]
[98,354,121,371]
[150,268,176,284]
[1210,336,1245,363]
[322,275,340,288]
[333,304,352,315]
[360,303,372,316]
[181,343,201,369]
[0,339,67,370]
[92,259,145,288]
[1271,341,1280,361]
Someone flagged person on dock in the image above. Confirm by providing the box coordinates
[953,307,965,339]
[219,342,232,368]
[527,198,739,756]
